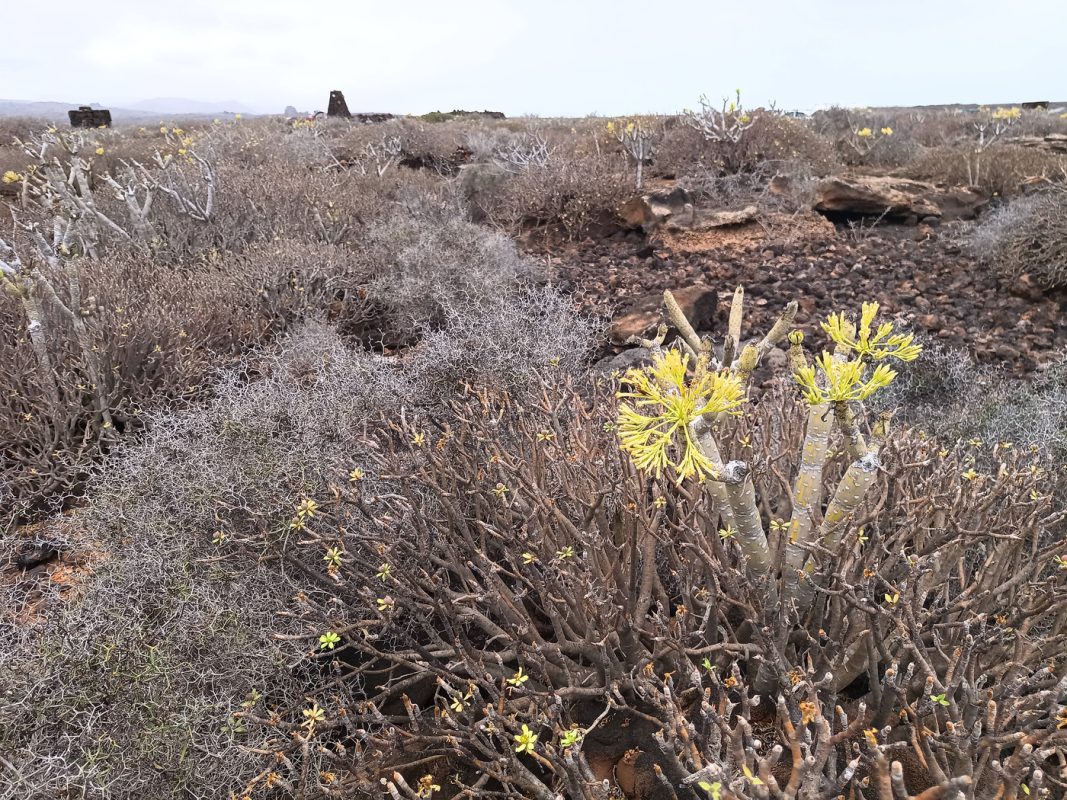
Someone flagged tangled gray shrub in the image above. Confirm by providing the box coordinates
[362,195,541,329]
[0,324,412,800]
[409,285,603,395]
[968,187,1067,288]
[871,338,1067,460]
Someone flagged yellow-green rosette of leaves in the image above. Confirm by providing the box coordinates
[821,301,922,362]
[616,349,745,481]
[793,352,898,405]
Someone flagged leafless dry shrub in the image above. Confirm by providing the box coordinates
[967,187,1067,287]
[379,118,469,174]
[408,285,603,396]
[732,113,839,174]
[0,117,51,144]
[654,113,834,210]
[1009,111,1067,138]
[0,307,601,798]
[906,144,1066,196]
[871,338,1067,464]
[889,110,974,148]
[0,324,410,800]
[239,366,1065,799]
[0,241,351,516]
[651,121,711,178]
[477,147,632,237]
[360,194,542,330]
[811,107,914,169]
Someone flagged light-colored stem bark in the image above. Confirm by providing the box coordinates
[721,460,771,576]
[782,401,834,605]
[794,450,882,609]
[22,292,60,404]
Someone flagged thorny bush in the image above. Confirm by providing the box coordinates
[967,186,1067,289]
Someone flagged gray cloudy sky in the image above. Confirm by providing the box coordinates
[1,0,1062,115]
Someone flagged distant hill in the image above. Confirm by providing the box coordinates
[0,98,257,123]
[127,97,256,116]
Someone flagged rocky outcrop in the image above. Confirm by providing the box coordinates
[620,188,758,232]
[1008,133,1067,153]
[618,187,693,229]
[667,205,758,232]
[608,283,717,344]
[814,176,989,221]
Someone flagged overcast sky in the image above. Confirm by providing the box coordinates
[1,1,1063,116]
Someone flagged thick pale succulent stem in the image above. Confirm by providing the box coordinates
[833,400,867,462]
[794,449,882,609]
[23,293,60,405]
[690,419,770,580]
[721,460,771,576]
[663,289,703,357]
[782,401,834,604]
[722,285,744,367]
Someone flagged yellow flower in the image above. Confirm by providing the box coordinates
[821,302,922,362]
[492,482,509,498]
[507,667,529,687]
[992,106,1020,120]
[560,726,583,748]
[962,468,979,481]
[95,147,105,156]
[301,703,325,730]
[739,114,751,124]
[376,562,392,580]
[856,127,873,138]
[742,764,764,786]
[793,352,897,405]
[415,775,441,798]
[2,170,20,184]
[617,349,746,481]
[881,126,893,136]
[296,497,319,518]
[411,431,426,447]
[178,148,187,156]
[349,467,364,482]
[324,546,343,567]
[319,631,340,650]
[514,724,538,754]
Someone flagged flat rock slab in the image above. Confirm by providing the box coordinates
[1008,134,1067,153]
[814,175,989,221]
[667,205,759,232]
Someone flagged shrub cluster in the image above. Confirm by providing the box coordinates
[6,297,1063,800]
[967,187,1067,288]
